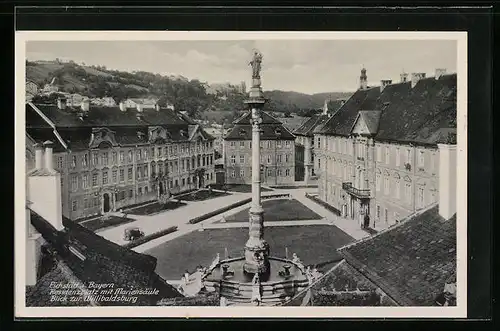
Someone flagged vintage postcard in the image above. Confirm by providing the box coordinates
[15,31,467,318]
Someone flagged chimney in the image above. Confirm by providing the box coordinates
[119,101,127,112]
[80,98,90,112]
[34,143,44,170]
[411,73,426,88]
[435,68,447,79]
[57,97,67,110]
[400,72,409,83]
[136,103,144,112]
[438,143,457,220]
[44,140,54,171]
[380,79,392,93]
[27,140,64,231]
[359,68,368,90]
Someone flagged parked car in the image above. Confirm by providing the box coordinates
[123,227,145,241]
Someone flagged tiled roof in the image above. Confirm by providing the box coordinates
[339,205,456,306]
[352,111,382,135]
[314,74,457,146]
[328,99,346,113]
[294,114,331,136]
[315,87,381,135]
[225,110,295,140]
[28,211,182,306]
[279,116,310,132]
[26,103,188,128]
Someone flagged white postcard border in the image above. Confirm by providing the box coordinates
[15,30,468,318]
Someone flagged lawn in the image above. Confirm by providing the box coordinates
[210,184,273,193]
[176,189,231,202]
[145,225,355,279]
[127,201,186,216]
[222,199,322,223]
[81,215,136,232]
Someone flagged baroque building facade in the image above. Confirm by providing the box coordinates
[26,98,216,221]
[313,68,456,230]
[223,111,296,186]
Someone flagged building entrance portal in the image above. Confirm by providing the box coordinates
[103,193,110,213]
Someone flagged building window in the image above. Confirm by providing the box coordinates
[239,141,245,148]
[385,208,388,224]
[277,140,282,148]
[112,152,117,163]
[82,174,88,189]
[277,154,282,163]
[230,141,235,147]
[285,168,290,176]
[112,169,117,183]
[92,172,98,187]
[286,140,291,147]
[92,153,99,166]
[406,149,411,164]
[102,171,108,185]
[376,205,380,219]
[267,169,273,177]
[318,158,321,171]
[137,166,142,179]
[231,155,236,164]
[129,189,133,198]
[102,152,108,166]
[144,165,148,177]
[138,187,142,196]
[144,149,148,160]
[120,151,125,163]
[376,146,381,162]
[395,179,401,198]
[384,177,390,194]
[418,150,425,168]
[128,150,133,162]
[240,169,245,177]
[72,200,78,212]
[57,156,64,169]
[376,174,381,191]
[71,156,77,168]
[396,148,400,167]
[71,175,78,192]
[285,154,290,163]
[83,198,89,209]
[240,155,245,164]
[317,137,321,149]
[385,146,390,164]
[128,167,132,180]
[158,147,163,157]
[267,155,272,164]
[231,170,235,178]
[119,168,125,182]
[151,147,155,158]
[82,154,88,167]
[277,169,282,177]
[145,186,149,194]
[418,187,425,207]
[405,183,412,202]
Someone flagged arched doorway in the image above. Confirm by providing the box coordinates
[103,193,110,213]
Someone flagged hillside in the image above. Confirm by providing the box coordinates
[26,59,353,120]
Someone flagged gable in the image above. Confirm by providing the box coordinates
[352,115,371,135]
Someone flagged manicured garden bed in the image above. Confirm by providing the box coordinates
[146,225,355,279]
[122,226,178,249]
[176,189,231,202]
[209,184,272,193]
[81,215,137,232]
[127,201,186,216]
[222,198,322,223]
[305,193,341,216]
[188,198,252,224]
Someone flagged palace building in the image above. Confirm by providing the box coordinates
[26,97,216,221]
[312,68,456,230]
[223,111,296,186]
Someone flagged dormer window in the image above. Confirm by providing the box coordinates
[275,128,282,136]
[239,129,246,136]
[180,130,187,138]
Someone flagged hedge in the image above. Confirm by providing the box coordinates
[122,226,178,249]
[305,193,341,216]
[188,198,252,224]
[269,185,318,189]
[261,193,291,200]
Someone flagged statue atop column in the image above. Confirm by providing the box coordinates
[249,49,263,79]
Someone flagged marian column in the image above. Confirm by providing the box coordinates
[243,50,270,279]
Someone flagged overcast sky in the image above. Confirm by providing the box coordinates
[26,40,457,94]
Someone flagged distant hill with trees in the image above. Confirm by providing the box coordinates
[26,59,353,120]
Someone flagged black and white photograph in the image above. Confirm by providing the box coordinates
[15,31,467,318]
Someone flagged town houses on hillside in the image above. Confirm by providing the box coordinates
[303,67,455,231]
[25,97,216,221]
